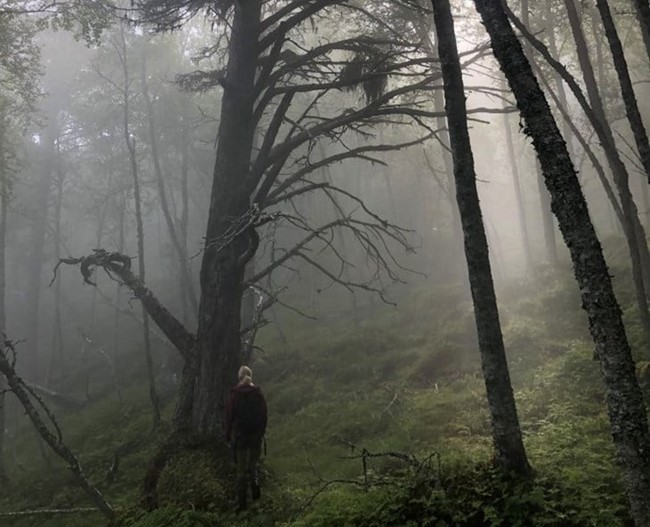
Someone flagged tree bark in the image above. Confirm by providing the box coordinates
[596,0,650,184]
[431,0,532,478]
[118,25,161,428]
[474,1,650,523]
[174,0,262,436]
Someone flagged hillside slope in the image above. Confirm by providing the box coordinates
[0,263,644,526]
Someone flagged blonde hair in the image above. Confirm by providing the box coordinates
[238,365,253,385]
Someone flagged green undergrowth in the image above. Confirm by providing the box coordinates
[1,264,644,526]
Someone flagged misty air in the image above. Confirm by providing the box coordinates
[0,1,649,526]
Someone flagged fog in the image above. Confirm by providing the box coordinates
[2,9,639,410]
[1,1,650,524]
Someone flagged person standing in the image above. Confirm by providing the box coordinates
[225,365,267,511]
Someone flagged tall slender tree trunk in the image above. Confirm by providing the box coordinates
[174,0,262,436]
[112,182,126,403]
[24,130,54,383]
[474,1,650,523]
[545,0,575,161]
[521,0,557,265]
[589,3,607,90]
[431,0,532,478]
[0,112,8,486]
[430,35,464,273]
[596,0,650,184]
[538,68,624,226]
[119,25,161,428]
[514,5,650,302]
[180,122,191,326]
[563,0,650,343]
[631,0,650,64]
[502,105,533,270]
[140,50,199,318]
[47,141,65,388]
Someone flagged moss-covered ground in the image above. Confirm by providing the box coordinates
[0,257,646,526]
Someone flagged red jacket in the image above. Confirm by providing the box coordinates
[224,383,267,442]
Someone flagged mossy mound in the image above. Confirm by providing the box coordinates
[156,445,234,511]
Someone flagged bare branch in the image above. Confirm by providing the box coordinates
[0,339,116,522]
[51,250,196,359]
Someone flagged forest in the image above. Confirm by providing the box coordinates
[1,0,650,525]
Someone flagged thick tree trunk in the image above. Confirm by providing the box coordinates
[119,25,161,428]
[563,0,650,343]
[596,0,650,184]
[174,0,262,437]
[474,1,650,523]
[431,0,532,478]
[502,105,533,270]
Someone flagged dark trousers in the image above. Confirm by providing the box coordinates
[234,435,262,506]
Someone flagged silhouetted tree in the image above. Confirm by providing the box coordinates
[430,0,531,478]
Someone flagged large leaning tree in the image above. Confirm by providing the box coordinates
[57,0,498,443]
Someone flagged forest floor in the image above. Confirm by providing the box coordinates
[0,246,646,527]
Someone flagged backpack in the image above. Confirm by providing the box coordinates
[235,389,265,436]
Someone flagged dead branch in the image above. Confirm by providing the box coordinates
[262,132,438,206]
[78,330,122,403]
[0,339,116,522]
[23,381,86,411]
[241,285,269,364]
[51,250,196,359]
[0,508,104,518]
